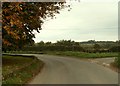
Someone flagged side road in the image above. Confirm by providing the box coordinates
[87,57,119,72]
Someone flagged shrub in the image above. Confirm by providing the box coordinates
[114,57,120,68]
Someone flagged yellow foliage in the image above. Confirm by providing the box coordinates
[3,39,11,46]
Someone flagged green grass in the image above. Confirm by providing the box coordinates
[114,56,120,68]
[7,51,118,58]
[2,55,44,85]
[46,51,118,58]
[3,55,34,77]
[3,51,44,54]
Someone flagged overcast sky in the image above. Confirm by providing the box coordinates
[34,0,118,43]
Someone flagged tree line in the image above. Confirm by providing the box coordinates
[21,40,120,53]
[22,40,85,52]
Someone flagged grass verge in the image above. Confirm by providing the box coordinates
[46,51,118,58]
[2,55,44,85]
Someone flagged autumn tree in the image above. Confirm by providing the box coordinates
[2,2,69,52]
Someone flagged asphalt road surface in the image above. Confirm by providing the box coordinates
[29,54,118,84]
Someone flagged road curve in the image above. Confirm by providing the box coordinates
[28,54,118,84]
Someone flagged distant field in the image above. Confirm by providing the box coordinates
[46,51,118,58]
[2,55,44,84]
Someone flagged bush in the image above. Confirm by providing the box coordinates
[114,57,120,68]
[109,46,120,52]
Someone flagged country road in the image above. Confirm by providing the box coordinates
[28,54,118,84]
